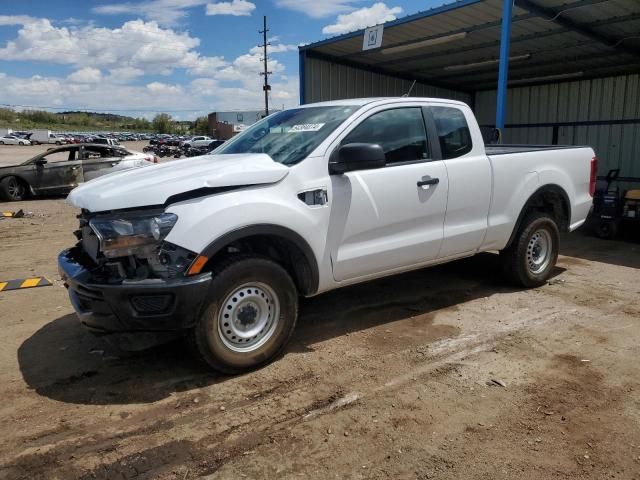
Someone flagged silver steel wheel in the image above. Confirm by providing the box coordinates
[7,177,25,200]
[526,229,552,274]
[218,282,280,352]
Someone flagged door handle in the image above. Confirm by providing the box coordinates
[71,166,79,170]
[111,162,119,166]
[417,177,439,188]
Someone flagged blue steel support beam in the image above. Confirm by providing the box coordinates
[299,49,306,105]
[495,0,513,136]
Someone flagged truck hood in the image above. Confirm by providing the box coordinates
[67,153,289,212]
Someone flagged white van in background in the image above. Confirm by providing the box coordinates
[29,129,68,145]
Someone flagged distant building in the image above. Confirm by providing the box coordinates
[207,109,279,140]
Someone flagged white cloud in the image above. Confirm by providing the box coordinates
[275,0,360,18]
[0,15,37,26]
[0,17,230,78]
[106,66,145,83]
[94,0,210,27]
[322,2,402,35]
[248,43,297,55]
[146,81,184,94]
[0,15,300,116]
[67,67,102,83]
[211,37,294,84]
[206,0,255,16]
[0,72,299,117]
[180,51,228,76]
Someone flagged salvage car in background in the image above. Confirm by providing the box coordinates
[0,144,157,201]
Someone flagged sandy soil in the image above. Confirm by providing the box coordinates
[0,197,639,479]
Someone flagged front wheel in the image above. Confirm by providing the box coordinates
[189,256,298,373]
[500,213,559,287]
[0,176,27,201]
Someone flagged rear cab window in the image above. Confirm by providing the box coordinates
[430,106,473,159]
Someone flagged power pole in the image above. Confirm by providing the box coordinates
[259,15,271,116]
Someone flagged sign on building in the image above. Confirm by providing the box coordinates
[362,25,384,51]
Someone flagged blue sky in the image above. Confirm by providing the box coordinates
[0,1,444,119]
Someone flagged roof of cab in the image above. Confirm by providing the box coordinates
[298,97,469,109]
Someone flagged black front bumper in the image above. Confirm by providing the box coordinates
[58,248,212,335]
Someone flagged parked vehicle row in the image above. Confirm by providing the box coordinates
[0,129,224,147]
[143,139,225,158]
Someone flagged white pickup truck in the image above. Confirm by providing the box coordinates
[59,97,596,373]
[183,135,214,148]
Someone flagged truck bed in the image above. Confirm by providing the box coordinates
[485,144,586,155]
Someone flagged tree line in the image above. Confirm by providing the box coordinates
[0,108,209,135]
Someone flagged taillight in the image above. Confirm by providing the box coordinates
[589,156,598,197]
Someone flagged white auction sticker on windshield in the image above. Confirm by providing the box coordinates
[289,123,325,132]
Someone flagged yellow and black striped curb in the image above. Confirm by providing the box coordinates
[1,209,24,218]
[0,277,52,292]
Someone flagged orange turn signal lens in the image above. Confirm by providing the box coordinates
[186,255,208,276]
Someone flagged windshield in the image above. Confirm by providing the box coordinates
[215,105,360,165]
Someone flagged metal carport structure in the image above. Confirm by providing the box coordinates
[298,0,640,178]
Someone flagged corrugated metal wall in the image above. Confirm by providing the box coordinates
[303,55,471,105]
[303,56,639,178]
[475,74,640,177]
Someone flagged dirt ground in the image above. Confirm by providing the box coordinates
[0,189,639,479]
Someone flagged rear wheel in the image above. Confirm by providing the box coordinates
[0,176,28,201]
[595,220,617,239]
[0,141,4,145]
[189,256,298,374]
[500,213,559,287]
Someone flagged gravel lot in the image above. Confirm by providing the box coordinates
[0,153,639,479]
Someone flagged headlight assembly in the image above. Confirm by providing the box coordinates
[89,212,178,258]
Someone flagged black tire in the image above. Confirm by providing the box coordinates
[0,141,4,145]
[189,256,298,374]
[0,176,28,201]
[55,141,62,145]
[500,212,559,288]
[595,220,617,239]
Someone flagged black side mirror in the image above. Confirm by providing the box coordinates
[329,143,386,174]
[34,158,47,166]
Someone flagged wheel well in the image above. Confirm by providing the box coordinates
[506,185,570,248]
[201,231,318,296]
